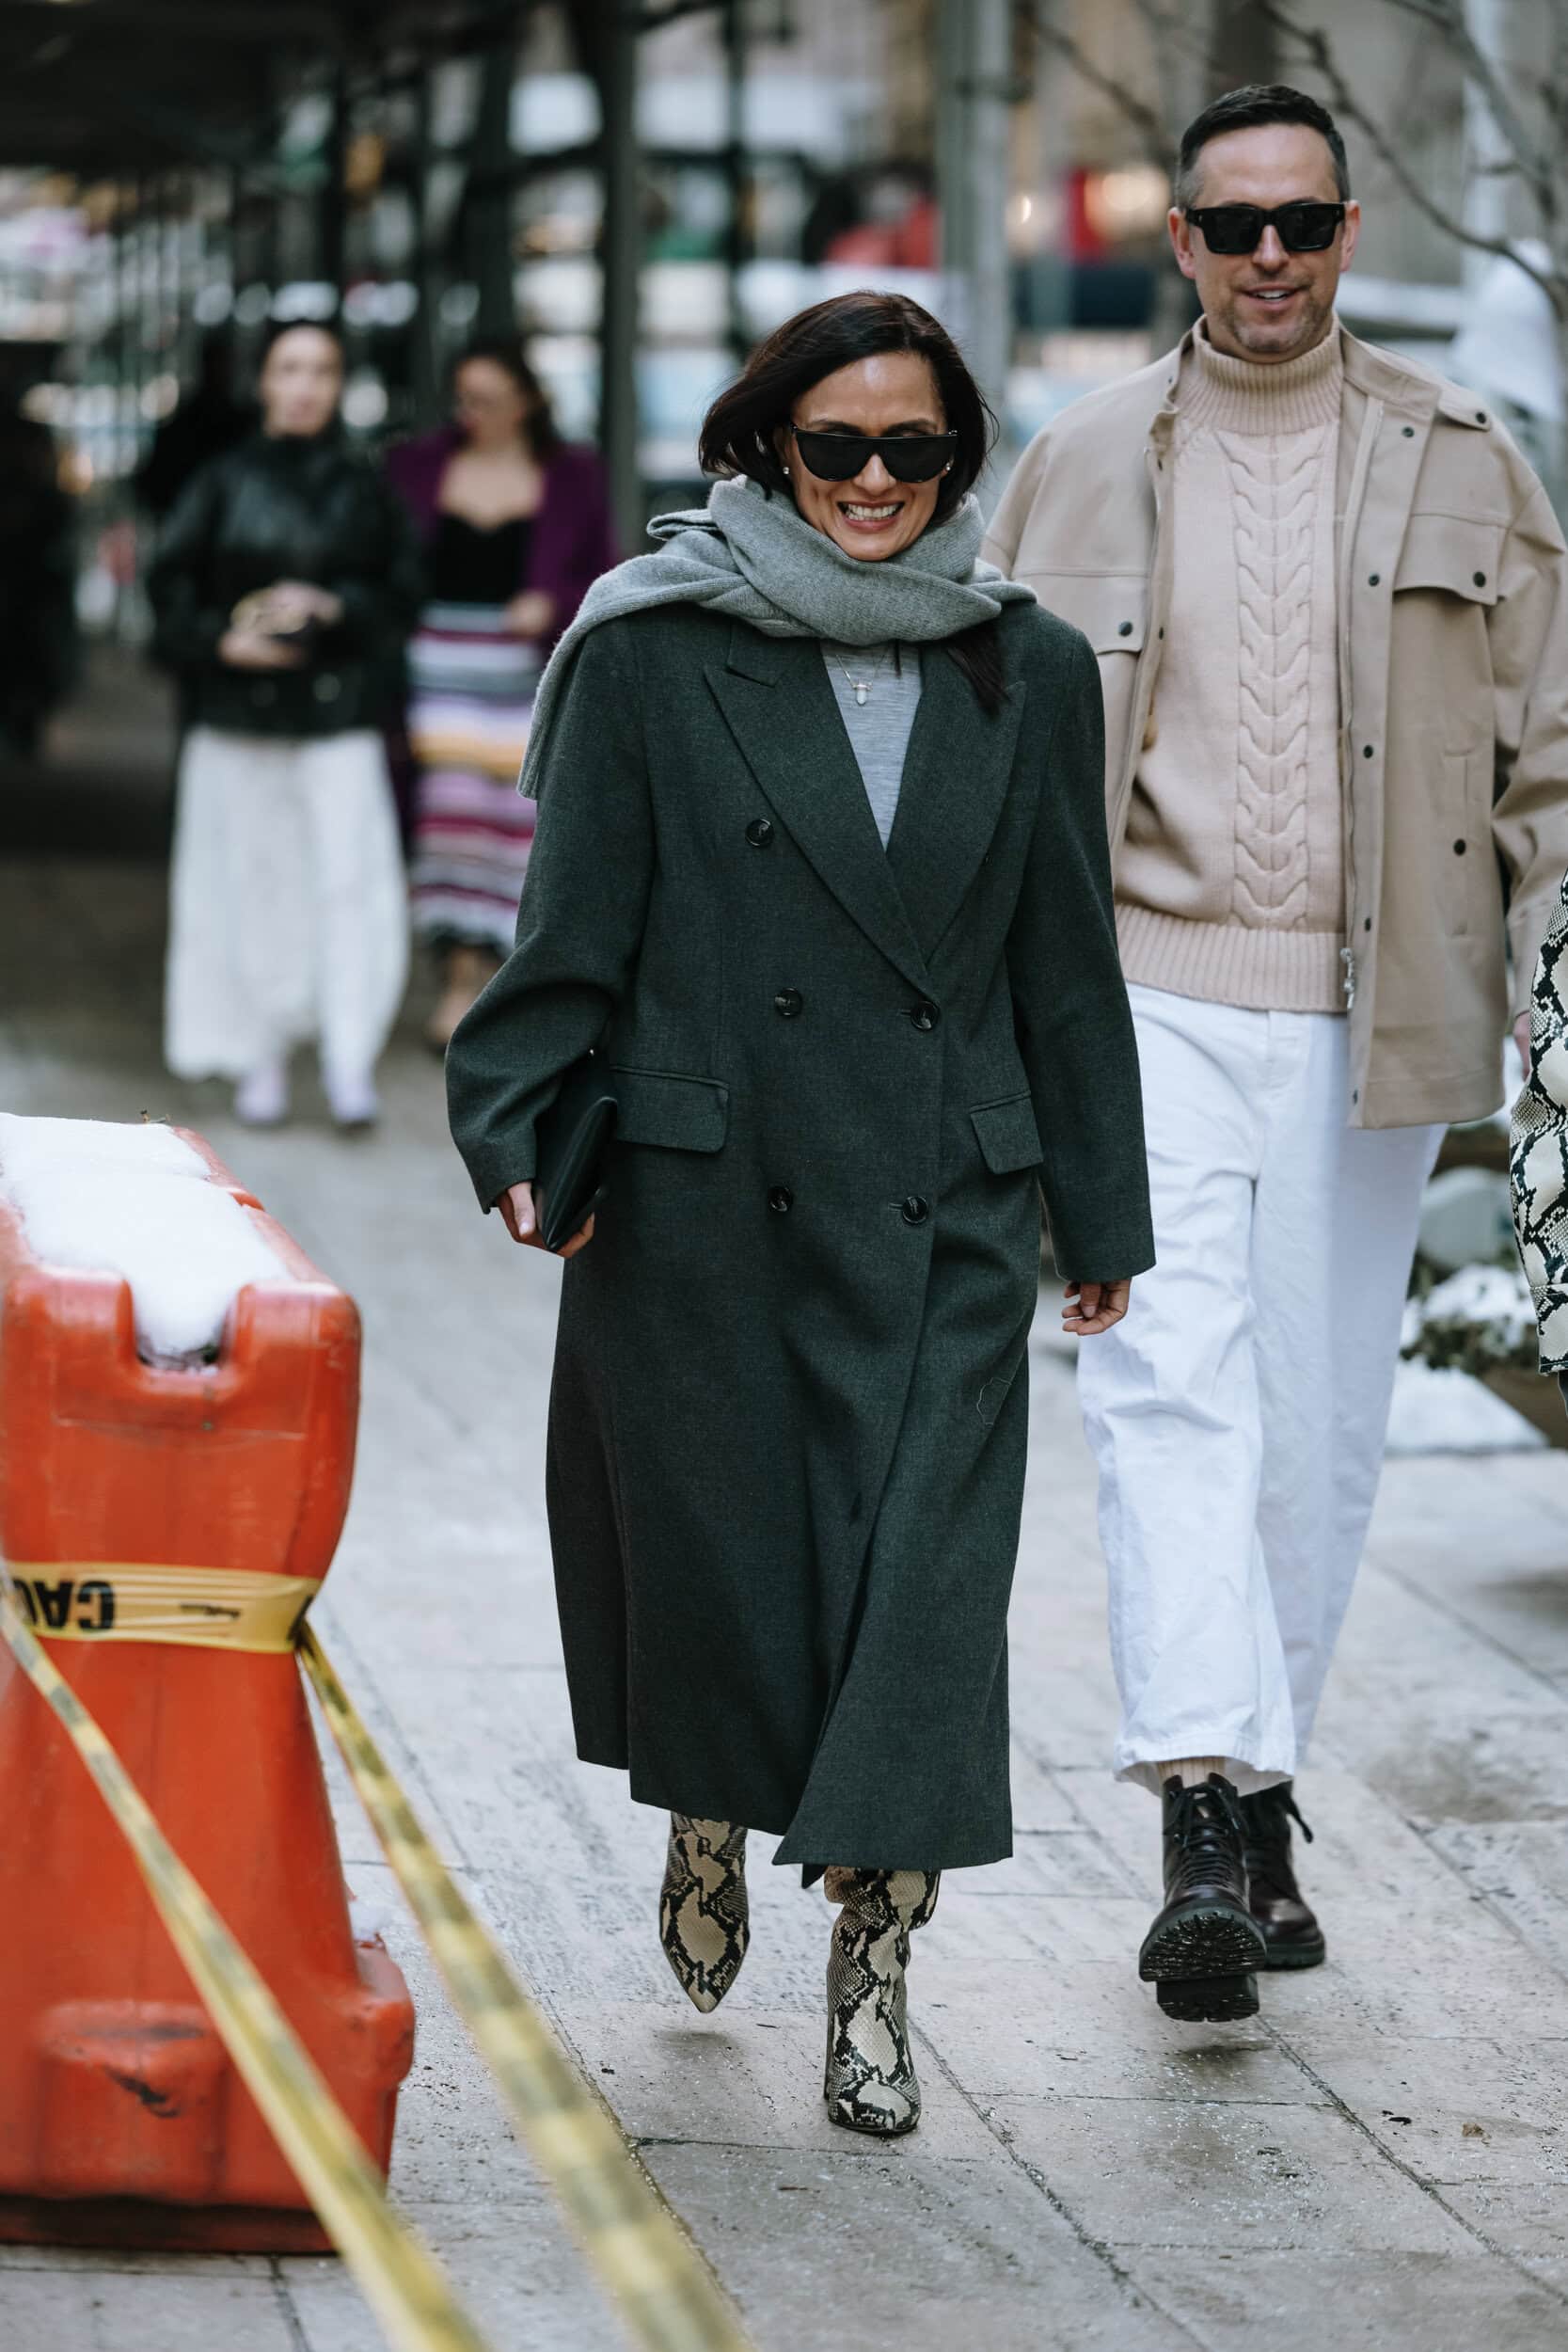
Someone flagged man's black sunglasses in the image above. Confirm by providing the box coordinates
[790,426,958,484]
[1184,201,1347,256]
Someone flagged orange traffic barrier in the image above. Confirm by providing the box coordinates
[0,1121,414,2252]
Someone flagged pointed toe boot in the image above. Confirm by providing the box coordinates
[823,1867,940,2138]
[1240,1781,1326,1970]
[659,1815,750,2013]
[1139,1773,1268,2022]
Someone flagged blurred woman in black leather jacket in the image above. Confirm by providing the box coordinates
[150,321,422,1129]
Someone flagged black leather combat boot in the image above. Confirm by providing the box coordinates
[1239,1781,1325,1969]
[1138,1773,1267,2022]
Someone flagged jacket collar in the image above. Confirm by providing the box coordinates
[709,626,1022,986]
[1148,319,1445,435]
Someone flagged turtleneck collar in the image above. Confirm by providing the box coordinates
[1184,320,1344,437]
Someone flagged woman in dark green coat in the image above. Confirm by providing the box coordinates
[447,293,1154,2138]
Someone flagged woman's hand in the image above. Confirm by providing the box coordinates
[217,627,306,671]
[497,1180,595,1259]
[1062,1279,1132,1337]
[503,590,555,641]
[263,580,344,630]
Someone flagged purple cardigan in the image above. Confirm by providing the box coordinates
[384,429,617,650]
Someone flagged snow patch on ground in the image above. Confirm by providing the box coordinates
[0,1113,283,1362]
[1385,1359,1544,1454]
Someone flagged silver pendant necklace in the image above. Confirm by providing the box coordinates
[834,644,892,706]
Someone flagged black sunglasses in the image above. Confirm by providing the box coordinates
[1184,201,1346,255]
[789,426,958,484]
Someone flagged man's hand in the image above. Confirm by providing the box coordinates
[1514,1010,1533,1075]
[1063,1279,1132,1337]
[497,1179,595,1259]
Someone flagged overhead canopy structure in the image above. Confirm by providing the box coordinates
[0,0,526,178]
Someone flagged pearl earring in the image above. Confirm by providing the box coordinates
[783,462,790,475]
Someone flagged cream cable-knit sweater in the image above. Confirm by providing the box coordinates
[1117,326,1346,1014]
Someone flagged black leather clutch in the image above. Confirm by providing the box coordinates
[533,1055,618,1251]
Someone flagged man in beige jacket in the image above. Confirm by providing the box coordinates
[986,84,1568,2024]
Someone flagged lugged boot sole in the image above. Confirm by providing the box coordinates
[1139,1899,1267,1993]
[1156,1970,1259,2022]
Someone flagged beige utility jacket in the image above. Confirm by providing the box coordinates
[984,326,1568,1129]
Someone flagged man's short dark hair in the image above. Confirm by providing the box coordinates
[1176,85,1352,211]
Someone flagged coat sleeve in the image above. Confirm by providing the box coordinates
[325,475,426,653]
[147,459,229,673]
[1511,867,1568,1371]
[445,619,654,1211]
[1489,473,1568,1019]
[1006,626,1154,1284]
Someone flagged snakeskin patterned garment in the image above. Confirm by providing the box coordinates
[823,1867,941,2137]
[659,1816,750,2013]
[1512,875,1568,1371]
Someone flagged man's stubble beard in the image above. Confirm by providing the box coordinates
[1212,284,1335,365]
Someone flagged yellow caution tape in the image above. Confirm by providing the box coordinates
[0,1597,495,2352]
[2,1562,318,1652]
[298,1626,757,2352]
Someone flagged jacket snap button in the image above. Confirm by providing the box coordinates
[1368,573,1380,586]
[746,818,773,848]
[1363,744,1374,759]
[910,998,940,1032]
[900,1196,929,1226]
[1477,411,1487,424]
[1402,425,1415,437]
[1453,838,1467,855]
[773,988,802,1019]
[1117,621,1132,637]
[768,1185,793,1215]
[313,673,341,702]
[1473,571,1486,588]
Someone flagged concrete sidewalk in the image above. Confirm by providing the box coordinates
[4,797,1568,2349]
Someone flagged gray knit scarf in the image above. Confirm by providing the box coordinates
[520,475,1036,798]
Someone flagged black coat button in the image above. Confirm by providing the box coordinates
[1473,571,1487,588]
[900,1196,930,1226]
[1117,620,1132,637]
[746,818,773,847]
[1368,573,1380,586]
[910,998,940,1032]
[768,1185,793,1214]
[773,988,802,1019]
[1453,839,1467,855]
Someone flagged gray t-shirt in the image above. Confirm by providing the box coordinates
[820,641,923,849]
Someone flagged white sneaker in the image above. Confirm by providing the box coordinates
[323,1066,380,1131]
[234,1061,289,1126]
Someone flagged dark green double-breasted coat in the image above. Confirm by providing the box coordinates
[447,598,1153,1873]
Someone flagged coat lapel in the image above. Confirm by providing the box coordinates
[705,628,931,993]
[885,646,1024,959]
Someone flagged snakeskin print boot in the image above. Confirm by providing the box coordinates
[822,1867,941,2137]
[659,1815,750,2013]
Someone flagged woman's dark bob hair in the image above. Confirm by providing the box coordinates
[451,338,562,458]
[699,291,1007,710]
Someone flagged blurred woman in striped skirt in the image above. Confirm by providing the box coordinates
[387,343,616,1050]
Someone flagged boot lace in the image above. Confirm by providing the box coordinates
[1167,1777,1248,1899]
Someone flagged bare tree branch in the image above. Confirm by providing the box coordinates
[1018,0,1177,173]
[1376,0,1554,212]
[1250,0,1566,317]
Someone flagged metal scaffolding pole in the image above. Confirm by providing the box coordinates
[934,0,1012,446]
[598,7,641,548]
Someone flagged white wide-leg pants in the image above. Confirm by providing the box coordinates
[1077,983,1443,1796]
[165,726,409,1085]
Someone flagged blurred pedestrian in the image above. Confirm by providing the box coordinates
[446,292,1153,2137]
[136,332,254,523]
[986,84,1568,2022]
[0,398,75,757]
[386,342,615,1052]
[150,320,423,1130]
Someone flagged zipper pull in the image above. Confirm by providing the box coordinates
[1340,946,1357,1009]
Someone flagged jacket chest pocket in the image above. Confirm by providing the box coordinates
[1392,515,1501,939]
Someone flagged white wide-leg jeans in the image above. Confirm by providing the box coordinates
[1077,983,1443,1796]
[165,726,409,1085]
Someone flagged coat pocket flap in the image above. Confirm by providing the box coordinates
[610,1067,729,1152]
[970,1092,1045,1175]
[1393,514,1502,605]
[1019,571,1148,654]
